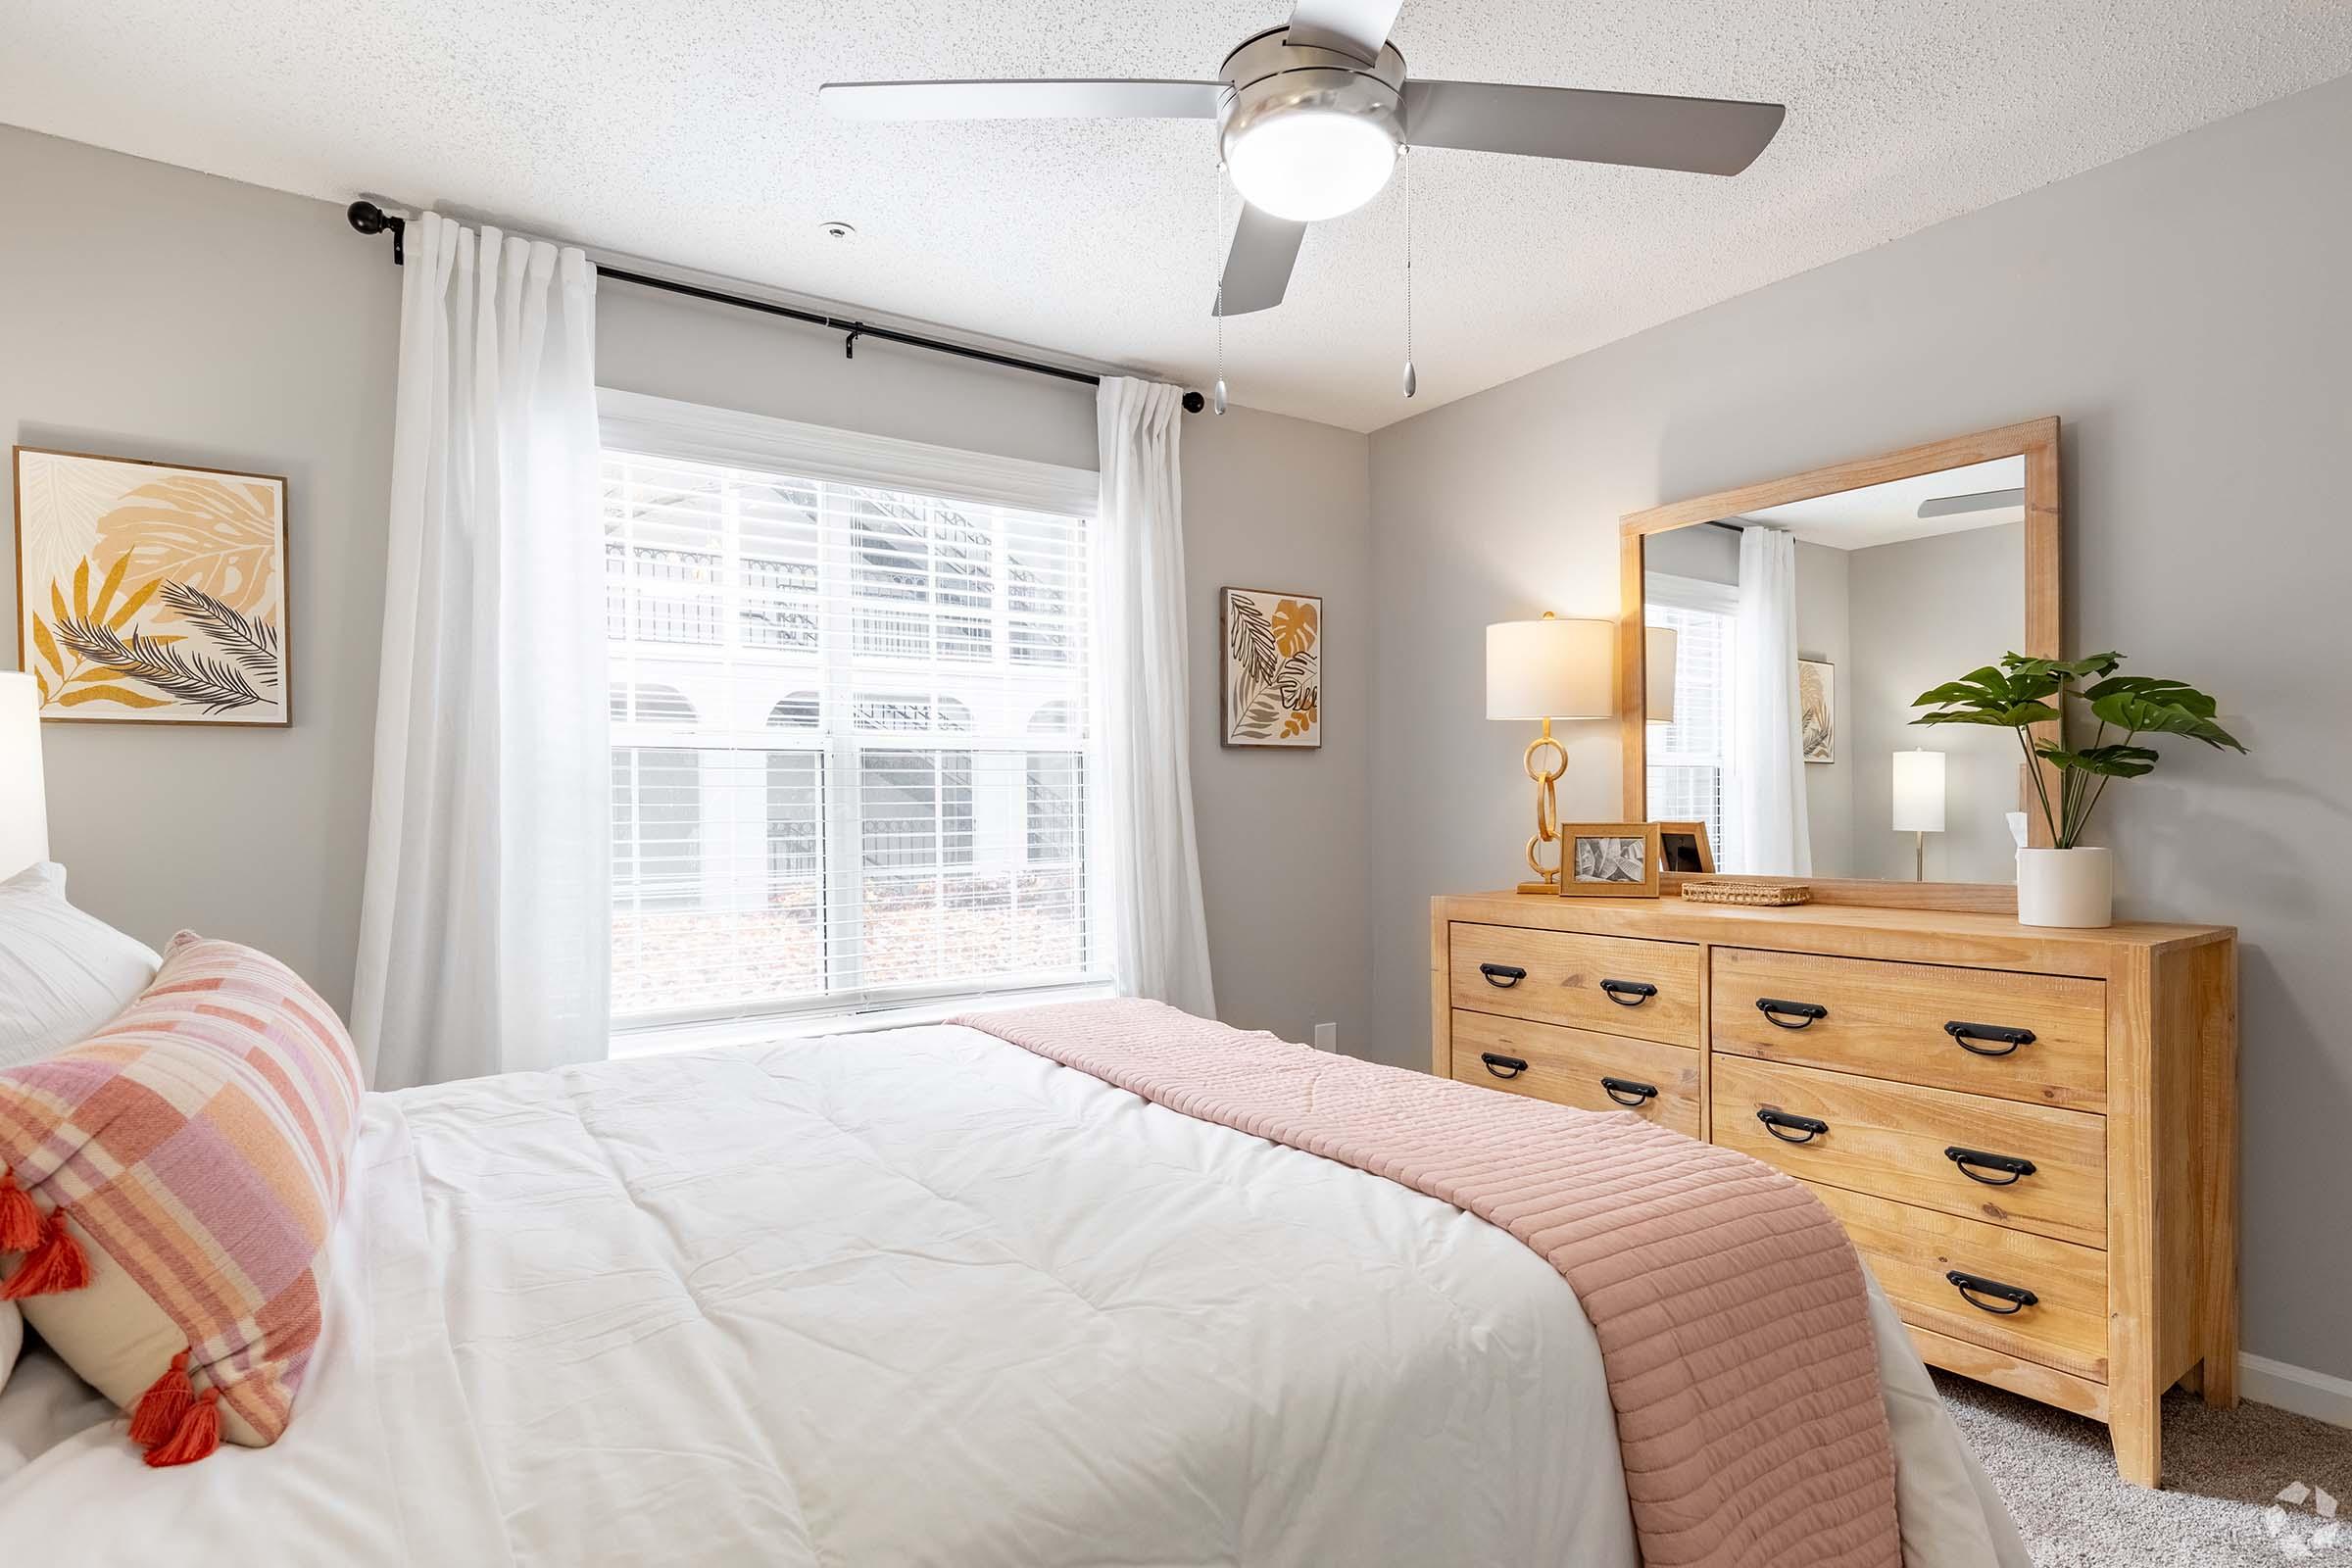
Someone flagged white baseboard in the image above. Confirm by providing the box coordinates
[2240,1353,2352,1430]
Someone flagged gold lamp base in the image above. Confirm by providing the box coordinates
[1516,718,1568,895]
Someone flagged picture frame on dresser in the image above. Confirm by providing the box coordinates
[1557,822,1662,898]
[1655,820,1714,874]
[1429,890,2238,1490]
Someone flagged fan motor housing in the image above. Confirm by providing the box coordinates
[1216,26,1407,163]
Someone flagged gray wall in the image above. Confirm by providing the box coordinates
[1848,524,2027,882]
[1367,74,2352,1380]
[0,127,398,1009]
[1180,410,1372,1053]
[1,124,1373,1051]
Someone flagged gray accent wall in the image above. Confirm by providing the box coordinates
[1368,74,2352,1381]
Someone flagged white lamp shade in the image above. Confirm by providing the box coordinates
[1486,617,1616,721]
[1891,749,1946,834]
[1643,625,1678,725]
[0,672,48,879]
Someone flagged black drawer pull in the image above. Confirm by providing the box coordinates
[1944,1146,2037,1186]
[1944,1020,2035,1056]
[1756,1107,1829,1144]
[1479,962,1527,989]
[1946,1270,2038,1315]
[1599,978,1657,1007]
[1756,998,1828,1030]
[1600,1076,1658,1107]
[1480,1052,1529,1080]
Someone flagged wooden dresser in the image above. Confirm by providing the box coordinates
[1431,891,2237,1487]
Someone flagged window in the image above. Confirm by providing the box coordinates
[604,422,1101,1029]
[1645,576,1739,871]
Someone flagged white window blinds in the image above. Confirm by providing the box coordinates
[1645,579,1739,870]
[604,439,1102,1027]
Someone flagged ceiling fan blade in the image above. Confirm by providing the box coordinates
[1283,0,1406,63]
[1403,80,1786,175]
[1214,205,1308,317]
[818,78,1224,121]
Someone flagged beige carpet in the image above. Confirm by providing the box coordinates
[1936,1371,2352,1564]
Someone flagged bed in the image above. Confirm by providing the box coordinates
[0,1021,2030,1565]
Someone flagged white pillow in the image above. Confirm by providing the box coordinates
[0,862,161,1069]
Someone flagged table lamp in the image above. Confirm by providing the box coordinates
[1891,748,1945,881]
[1486,613,1615,893]
[1644,625,1678,726]
[1,672,48,880]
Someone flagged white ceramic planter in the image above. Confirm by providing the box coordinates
[2018,847,2113,928]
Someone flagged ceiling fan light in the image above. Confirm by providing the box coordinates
[1225,109,1399,222]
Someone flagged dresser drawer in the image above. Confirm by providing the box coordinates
[1811,1184,2109,1383]
[1450,1010,1702,1137]
[1712,1055,2107,1247]
[1449,923,1700,1047]
[1711,947,2106,1111]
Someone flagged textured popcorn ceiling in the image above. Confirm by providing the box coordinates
[5,2,2350,431]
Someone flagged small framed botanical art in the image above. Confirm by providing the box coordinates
[1655,819,1715,875]
[1558,822,1663,898]
[1799,658,1835,763]
[1220,586,1320,748]
[14,447,290,726]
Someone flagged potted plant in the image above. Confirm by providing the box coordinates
[1910,652,2244,927]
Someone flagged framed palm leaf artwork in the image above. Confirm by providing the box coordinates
[1220,586,1320,748]
[13,447,290,726]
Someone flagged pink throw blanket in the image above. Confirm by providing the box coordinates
[956,999,1900,1568]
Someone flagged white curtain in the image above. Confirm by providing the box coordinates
[351,214,609,1089]
[1729,525,1813,877]
[1092,378,1215,1017]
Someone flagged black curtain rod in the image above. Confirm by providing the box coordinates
[346,202,1204,414]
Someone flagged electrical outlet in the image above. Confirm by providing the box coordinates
[1312,1022,1338,1053]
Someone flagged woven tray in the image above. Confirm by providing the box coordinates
[1680,878,1812,907]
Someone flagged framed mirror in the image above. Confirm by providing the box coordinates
[1618,419,2060,908]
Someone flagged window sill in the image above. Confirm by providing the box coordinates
[608,981,1119,1060]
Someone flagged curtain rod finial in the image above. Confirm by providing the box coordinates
[347,200,407,265]
[1181,390,1205,415]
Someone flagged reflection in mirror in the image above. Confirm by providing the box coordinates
[1642,457,2028,883]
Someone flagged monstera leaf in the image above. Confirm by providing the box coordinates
[2083,678,2243,751]
[1910,662,2063,730]
[1275,651,1319,710]
[2035,743,2160,777]
[1271,598,1318,659]
[93,474,279,612]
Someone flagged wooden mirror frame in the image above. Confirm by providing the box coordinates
[1618,417,2062,913]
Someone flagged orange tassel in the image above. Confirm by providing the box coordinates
[1,1208,90,1299]
[142,1387,220,1468]
[0,1171,38,1253]
[129,1349,196,1447]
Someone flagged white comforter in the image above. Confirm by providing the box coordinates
[0,1025,2028,1566]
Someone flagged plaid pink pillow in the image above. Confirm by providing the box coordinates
[0,932,363,1465]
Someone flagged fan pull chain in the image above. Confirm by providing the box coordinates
[1211,149,1230,415]
[1400,146,1417,400]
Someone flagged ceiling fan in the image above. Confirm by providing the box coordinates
[819,0,1786,317]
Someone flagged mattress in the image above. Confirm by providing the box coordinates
[0,1024,2028,1565]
